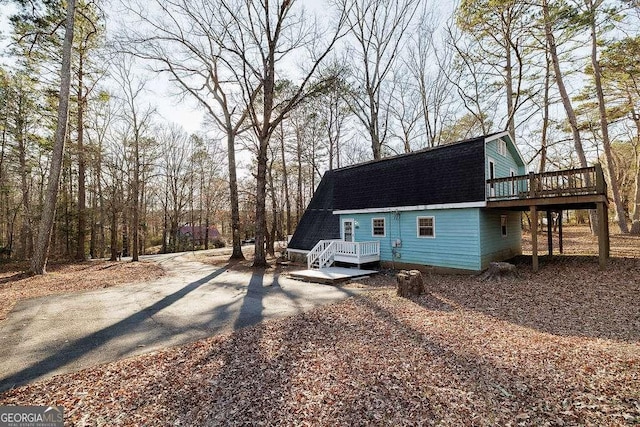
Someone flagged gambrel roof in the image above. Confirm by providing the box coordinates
[288,132,519,251]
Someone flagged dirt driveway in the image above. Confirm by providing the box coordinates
[0,252,360,392]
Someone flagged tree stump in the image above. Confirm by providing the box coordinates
[479,262,519,281]
[396,270,424,297]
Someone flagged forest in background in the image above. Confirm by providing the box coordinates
[0,0,639,271]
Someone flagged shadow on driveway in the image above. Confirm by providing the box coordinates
[0,266,228,392]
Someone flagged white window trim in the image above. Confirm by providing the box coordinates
[498,139,507,156]
[371,217,386,237]
[488,157,496,198]
[501,215,508,238]
[416,216,436,239]
[510,168,517,195]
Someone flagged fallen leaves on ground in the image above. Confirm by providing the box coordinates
[1,229,639,425]
[0,261,165,321]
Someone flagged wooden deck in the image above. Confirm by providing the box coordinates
[289,267,378,284]
[486,164,610,271]
[486,165,607,209]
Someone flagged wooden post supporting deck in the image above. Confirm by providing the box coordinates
[546,210,553,257]
[597,202,608,270]
[531,205,538,272]
[605,206,610,258]
[558,210,564,254]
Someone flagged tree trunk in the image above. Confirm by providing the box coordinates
[543,0,589,171]
[587,0,628,233]
[543,0,597,233]
[630,108,640,234]
[539,49,551,173]
[296,129,303,224]
[31,0,76,274]
[132,135,140,261]
[227,132,244,260]
[267,159,277,256]
[76,54,87,260]
[505,30,515,137]
[396,270,425,297]
[17,116,31,260]
[279,123,291,235]
[253,137,269,267]
[110,209,118,261]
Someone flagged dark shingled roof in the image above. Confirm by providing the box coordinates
[287,170,340,251]
[288,135,488,250]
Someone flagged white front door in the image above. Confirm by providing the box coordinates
[343,219,354,242]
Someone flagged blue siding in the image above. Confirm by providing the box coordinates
[486,136,527,199]
[479,210,522,269]
[486,136,525,179]
[343,209,482,271]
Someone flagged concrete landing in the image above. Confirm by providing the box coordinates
[288,267,378,284]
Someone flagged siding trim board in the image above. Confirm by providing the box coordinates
[334,201,487,215]
[485,131,526,167]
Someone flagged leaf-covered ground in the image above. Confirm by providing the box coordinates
[1,228,639,425]
[0,260,165,321]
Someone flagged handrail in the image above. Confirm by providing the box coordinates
[306,240,381,269]
[316,241,336,269]
[307,239,340,269]
[486,165,606,201]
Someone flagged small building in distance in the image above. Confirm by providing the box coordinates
[178,225,221,247]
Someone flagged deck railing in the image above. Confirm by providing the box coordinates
[307,240,380,269]
[307,239,341,269]
[334,241,380,258]
[486,165,607,201]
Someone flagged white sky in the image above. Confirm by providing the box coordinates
[0,0,449,139]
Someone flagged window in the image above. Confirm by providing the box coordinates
[501,215,508,237]
[372,218,385,237]
[510,169,516,195]
[498,139,507,156]
[417,216,435,238]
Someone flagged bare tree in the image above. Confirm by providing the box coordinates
[456,0,529,137]
[335,0,420,159]
[584,0,628,233]
[444,23,495,137]
[119,0,264,260]
[214,0,347,266]
[405,13,455,148]
[542,0,590,172]
[112,55,155,261]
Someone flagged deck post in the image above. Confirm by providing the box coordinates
[531,205,538,272]
[546,210,553,257]
[603,203,610,259]
[528,172,537,197]
[558,210,563,254]
[597,202,607,270]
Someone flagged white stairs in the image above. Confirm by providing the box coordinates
[307,240,340,269]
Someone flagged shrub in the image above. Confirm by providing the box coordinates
[211,238,225,248]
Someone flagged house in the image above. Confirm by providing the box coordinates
[288,131,610,272]
[178,225,221,246]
